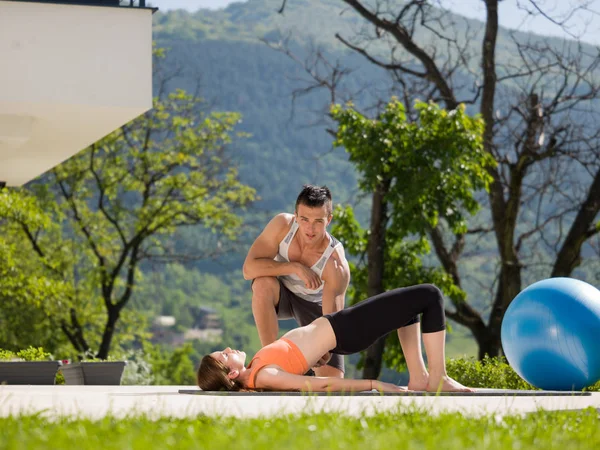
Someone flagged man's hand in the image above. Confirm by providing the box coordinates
[294,262,322,290]
[313,352,332,368]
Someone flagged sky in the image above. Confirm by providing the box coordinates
[148,0,600,46]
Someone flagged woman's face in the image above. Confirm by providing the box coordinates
[210,347,247,373]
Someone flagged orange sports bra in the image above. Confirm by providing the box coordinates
[246,338,309,389]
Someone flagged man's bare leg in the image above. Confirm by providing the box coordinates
[397,322,429,390]
[422,329,472,392]
[251,276,280,346]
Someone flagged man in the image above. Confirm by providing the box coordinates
[243,185,350,377]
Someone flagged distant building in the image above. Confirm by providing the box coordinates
[189,306,222,330]
[183,328,223,342]
[185,306,223,342]
[153,315,176,327]
[150,307,223,346]
[150,315,183,346]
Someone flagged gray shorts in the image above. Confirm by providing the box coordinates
[275,280,344,373]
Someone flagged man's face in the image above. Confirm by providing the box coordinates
[295,204,332,243]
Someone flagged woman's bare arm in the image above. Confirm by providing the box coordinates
[254,366,405,393]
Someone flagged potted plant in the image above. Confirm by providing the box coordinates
[60,352,127,385]
[0,347,61,385]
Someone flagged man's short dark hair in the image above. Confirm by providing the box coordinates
[295,185,333,215]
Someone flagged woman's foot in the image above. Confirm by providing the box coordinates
[426,375,473,392]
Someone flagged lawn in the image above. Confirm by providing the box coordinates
[1,407,598,449]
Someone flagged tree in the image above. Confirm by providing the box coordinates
[0,85,256,359]
[330,98,494,377]
[274,0,600,375]
[0,191,73,352]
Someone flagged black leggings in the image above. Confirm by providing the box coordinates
[324,284,446,355]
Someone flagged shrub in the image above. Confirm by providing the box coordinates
[446,355,537,390]
[142,342,196,385]
[120,349,155,386]
[447,355,600,391]
[0,349,16,361]
[0,346,52,361]
[116,343,196,385]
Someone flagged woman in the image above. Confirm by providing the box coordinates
[197,284,472,393]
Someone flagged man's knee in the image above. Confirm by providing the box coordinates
[251,277,279,308]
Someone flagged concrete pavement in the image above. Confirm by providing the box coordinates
[1,385,598,420]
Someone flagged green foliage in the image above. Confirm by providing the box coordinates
[0,189,52,229]
[77,350,120,362]
[585,380,600,392]
[0,190,69,307]
[141,342,196,385]
[115,344,198,386]
[0,346,53,362]
[16,347,53,362]
[447,355,600,391]
[446,355,537,390]
[0,349,14,361]
[331,99,495,236]
[0,193,73,353]
[119,349,155,386]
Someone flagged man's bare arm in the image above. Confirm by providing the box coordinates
[321,248,350,315]
[242,213,300,280]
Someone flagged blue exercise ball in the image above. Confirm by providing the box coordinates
[501,277,600,391]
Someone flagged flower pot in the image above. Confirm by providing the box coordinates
[0,361,61,385]
[60,361,127,385]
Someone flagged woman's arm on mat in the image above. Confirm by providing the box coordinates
[254,366,405,393]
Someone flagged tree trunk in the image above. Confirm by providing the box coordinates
[97,306,120,360]
[552,168,600,277]
[61,308,91,355]
[362,179,390,379]
[476,332,502,359]
[487,263,522,355]
[96,244,139,359]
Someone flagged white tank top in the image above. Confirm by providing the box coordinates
[275,218,342,303]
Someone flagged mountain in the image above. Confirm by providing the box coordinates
[152,0,598,213]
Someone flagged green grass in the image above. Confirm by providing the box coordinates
[1,408,599,449]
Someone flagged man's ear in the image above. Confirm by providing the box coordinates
[327,214,333,226]
[228,369,239,380]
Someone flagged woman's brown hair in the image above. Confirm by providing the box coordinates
[196,355,245,391]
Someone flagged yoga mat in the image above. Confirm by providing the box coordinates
[179,388,591,397]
